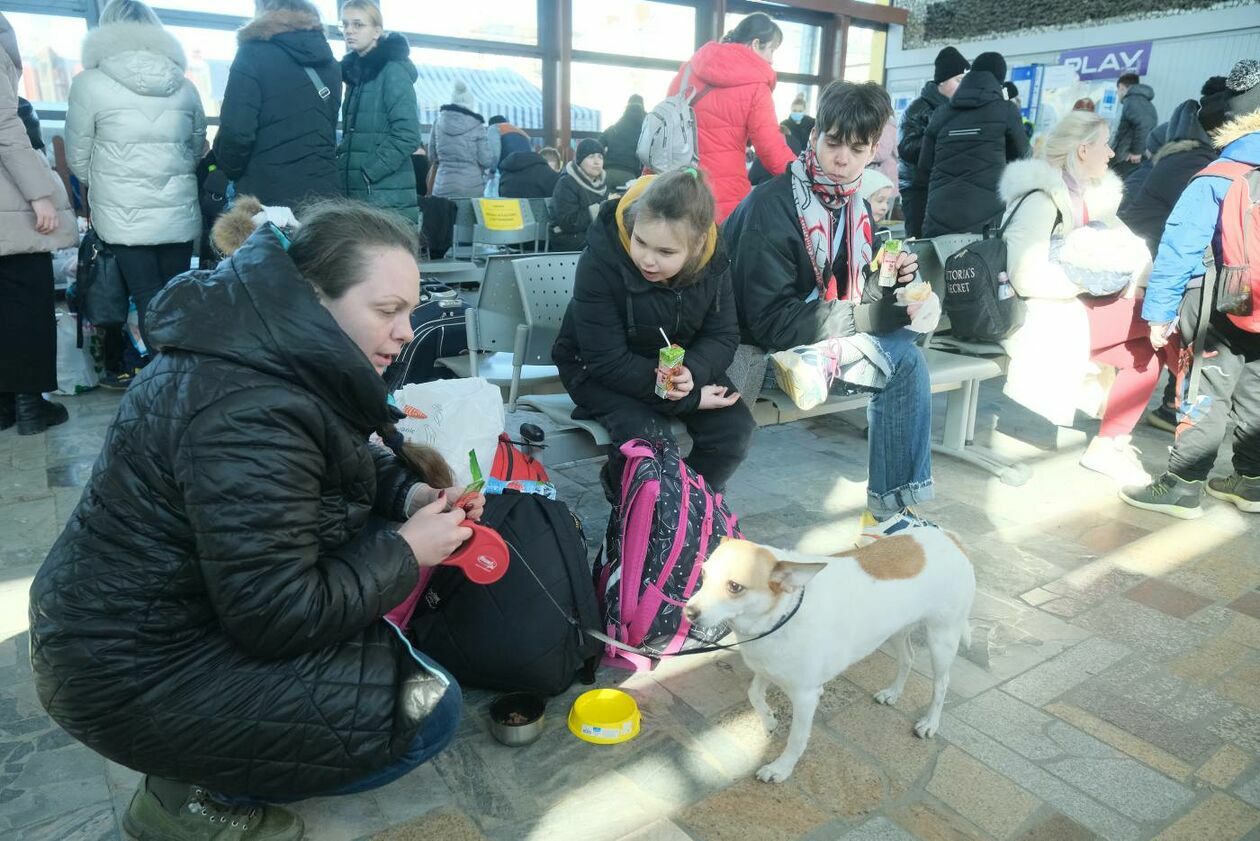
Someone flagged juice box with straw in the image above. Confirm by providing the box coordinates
[878,238,903,287]
[655,344,686,398]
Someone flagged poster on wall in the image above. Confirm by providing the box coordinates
[1009,64,1044,122]
[1057,41,1152,81]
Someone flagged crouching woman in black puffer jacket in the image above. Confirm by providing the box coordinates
[28,202,481,841]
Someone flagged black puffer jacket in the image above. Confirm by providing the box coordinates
[896,80,947,191]
[915,70,1030,237]
[722,172,905,351]
[553,192,739,416]
[1119,99,1217,255]
[601,103,646,175]
[214,8,343,207]
[499,150,560,199]
[29,227,445,799]
[1112,83,1158,160]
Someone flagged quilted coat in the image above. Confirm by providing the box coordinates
[213,8,343,208]
[337,33,421,222]
[65,22,206,246]
[915,69,1030,237]
[0,13,76,257]
[29,226,449,799]
[428,104,494,198]
[667,41,796,223]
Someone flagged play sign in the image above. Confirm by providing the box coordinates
[1058,41,1151,81]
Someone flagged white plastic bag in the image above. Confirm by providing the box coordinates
[392,378,504,488]
[54,312,99,395]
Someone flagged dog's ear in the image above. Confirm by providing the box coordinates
[770,560,827,592]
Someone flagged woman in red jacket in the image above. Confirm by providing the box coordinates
[668,13,796,222]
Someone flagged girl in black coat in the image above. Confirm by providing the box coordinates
[29,202,483,839]
[553,169,755,491]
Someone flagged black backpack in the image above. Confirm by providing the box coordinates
[408,493,602,696]
[383,281,470,388]
[942,190,1061,342]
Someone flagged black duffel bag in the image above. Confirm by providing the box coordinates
[72,228,128,328]
[409,493,602,696]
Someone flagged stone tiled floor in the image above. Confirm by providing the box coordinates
[3,382,1259,841]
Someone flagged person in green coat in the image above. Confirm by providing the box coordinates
[337,1,420,223]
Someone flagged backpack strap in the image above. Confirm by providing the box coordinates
[303,67,331,101]
[997,188,1063,239]
[679,63,713,106]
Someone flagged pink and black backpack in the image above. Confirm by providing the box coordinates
[594,437,741,670]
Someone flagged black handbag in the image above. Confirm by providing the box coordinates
[73,228,128,328]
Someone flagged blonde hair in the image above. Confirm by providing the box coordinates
[1040,111,1110,183]
[99,0,162,25]
[339,0,382,28]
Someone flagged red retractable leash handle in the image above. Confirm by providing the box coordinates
[440,514,510,584]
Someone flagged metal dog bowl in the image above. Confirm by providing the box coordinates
[489,692,546,747]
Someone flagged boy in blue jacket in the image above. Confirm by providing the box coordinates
[1120,60,1260,519]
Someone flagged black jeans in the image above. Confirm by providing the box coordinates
[571,376,756,493]
[1169,321,1260,481]
[102,241,193,372]
[0,252,56,394]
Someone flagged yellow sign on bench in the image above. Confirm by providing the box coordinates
[478,199,525,231]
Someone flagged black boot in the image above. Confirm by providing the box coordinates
[0,393,13,431]
[15,394,70,436]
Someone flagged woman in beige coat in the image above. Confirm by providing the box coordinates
[999,111,1167,486]
[0,13,78,435]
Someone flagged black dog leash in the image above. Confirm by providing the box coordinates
[501,536,805,661]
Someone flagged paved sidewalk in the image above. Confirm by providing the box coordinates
[1,383,1258,841]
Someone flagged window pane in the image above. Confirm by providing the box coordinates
[378,1,536,45]
[411,48,545,132]
[770,82,818,129]
[154,1,339,18]
[844,26,886,85]
[573,0,693,62]
[165,26,243,119]
[5,13,87,108]
[724,13,821,76]
[570,62,677,133]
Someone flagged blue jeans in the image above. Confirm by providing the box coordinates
[865,329,934,517]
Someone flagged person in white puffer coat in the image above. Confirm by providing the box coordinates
[998,110,1170,487]
[66,0,205,384]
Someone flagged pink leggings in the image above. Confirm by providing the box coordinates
[1083,295,1178,438]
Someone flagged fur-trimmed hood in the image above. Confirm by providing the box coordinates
[211,196,265,258]
[341,31,415,86]
[999,157,1125,222]
[238,8,323,43]
[81,22,186,96]
[1213,110,1260,152]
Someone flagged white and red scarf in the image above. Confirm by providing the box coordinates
[789,148,872,302]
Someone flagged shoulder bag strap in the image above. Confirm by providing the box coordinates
[997,189,1062,239]
[303,66,331,101]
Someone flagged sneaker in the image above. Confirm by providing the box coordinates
[857,509,937,547]
[123,777,304,841]
[1119,472,1204,519]
[99,369,137,390]
[1080,435,1151,486]
[1205,473,1260,513]
[1146,404,1178,433]
[770,342,839,411]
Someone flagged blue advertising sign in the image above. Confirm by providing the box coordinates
[1058,41,1151,81]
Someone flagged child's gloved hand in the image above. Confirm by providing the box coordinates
[895,281,941,333]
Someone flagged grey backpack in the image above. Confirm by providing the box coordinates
[636,64,712,173]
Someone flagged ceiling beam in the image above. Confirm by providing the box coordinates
[775,0,908,26]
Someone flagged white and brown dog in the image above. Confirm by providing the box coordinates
[684,529,975,783]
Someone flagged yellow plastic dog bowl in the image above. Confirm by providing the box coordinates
[568,689,641,744]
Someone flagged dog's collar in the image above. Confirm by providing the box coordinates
[730,589,807,643]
